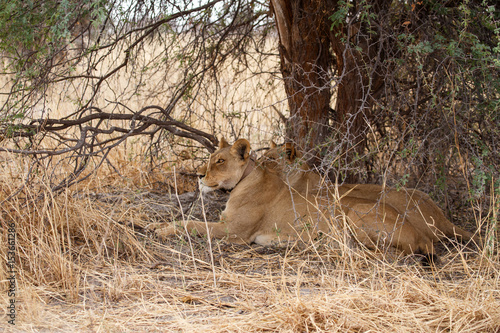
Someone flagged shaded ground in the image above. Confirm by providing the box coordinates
[78,186,229,228]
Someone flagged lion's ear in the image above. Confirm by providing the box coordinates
[218,136,230,149]
[270,141,277,149]
[283,142,296,161]
[231,139,251,161]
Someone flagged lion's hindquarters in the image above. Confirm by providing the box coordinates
[341,184,478,245]
[384,189,479,244]
[340,198,435,256]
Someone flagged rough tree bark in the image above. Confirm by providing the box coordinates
[269,0,333,153]
[329,1,388,163]
[270,0,388,180]
[330,23,384,172]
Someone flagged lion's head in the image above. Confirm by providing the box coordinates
[198,137,253,193]
[261,141,312,175]
[263,141,297,162]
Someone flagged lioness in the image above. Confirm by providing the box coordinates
[152,138,480,262]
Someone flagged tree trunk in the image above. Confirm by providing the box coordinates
[270,0,387,180]
[270,0,333,153]
[331,32,369,169]
[330,1,389,163]
[329,6,387,181]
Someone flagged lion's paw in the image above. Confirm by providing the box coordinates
[154,225,177,240]
[146,223,177,241]
[145,222,165,231]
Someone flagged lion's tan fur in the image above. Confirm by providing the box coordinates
[152,138,480,258]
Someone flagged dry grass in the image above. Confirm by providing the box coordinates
[0,151,499,332]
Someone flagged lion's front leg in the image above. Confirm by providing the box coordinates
[149,220,246,243]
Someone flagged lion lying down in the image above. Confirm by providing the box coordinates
[151,138,480,263]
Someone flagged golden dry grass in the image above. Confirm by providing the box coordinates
[1,149,499,332]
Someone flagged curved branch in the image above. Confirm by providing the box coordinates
[1,105,217,155]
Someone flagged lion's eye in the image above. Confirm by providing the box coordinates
[216,159,225,164]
